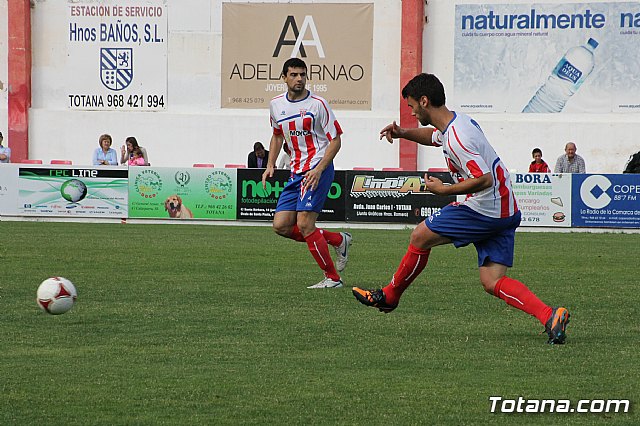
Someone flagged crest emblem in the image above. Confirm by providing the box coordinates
[299,109,308,118]
[100,48,133,91]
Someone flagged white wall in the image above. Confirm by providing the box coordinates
[27,0,402,168]
[8,0,640,172]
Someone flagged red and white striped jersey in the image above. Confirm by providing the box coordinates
[431,112,518,218]
[270,91,343,174]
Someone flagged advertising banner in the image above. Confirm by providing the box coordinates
[345,171,456,224]
[0,165,19,215]
[237,169,345,222]
[128,167,237,219]
[454,2,640,113]
[571,174,640,228]
[67,0,167,110]
[17,166,128,217]
[221,3,373,110]
[511,173,571,227]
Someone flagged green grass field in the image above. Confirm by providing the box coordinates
[1,221,638,425]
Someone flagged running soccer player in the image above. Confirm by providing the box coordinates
[262,58,352,289]
[352,73,570,344]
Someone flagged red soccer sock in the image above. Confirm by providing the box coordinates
[305,229,341,281]
[493,276,553,325]
[288,225,306,242]
[382,244,431,306]
[320,229,343,247]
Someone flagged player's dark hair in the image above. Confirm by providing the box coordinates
[126,136,139,149]
[532,148,542,156]
[282,58,307,77]
[401,73,446,107]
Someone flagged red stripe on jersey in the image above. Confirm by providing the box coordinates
[495,165,511,218]
[289,121,302,173]
[447,139,463,170]
[311,96,330,127]
[302,117,315,172]
[466,160,484,178]
[273,127,283,136]
[452,126,480,156]
[446,158,458,174]
[334,120,343,135]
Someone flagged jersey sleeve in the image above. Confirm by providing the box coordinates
[269,101,283,135]
[316,97,343,141]
[431,129,444,147]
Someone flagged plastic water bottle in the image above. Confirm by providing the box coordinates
[522,38,598,113]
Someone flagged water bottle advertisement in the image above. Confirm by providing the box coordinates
[571,174,640,228]
[454,2,640,113]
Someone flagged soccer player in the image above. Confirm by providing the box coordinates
[352,73,570,344]
[262,58,352,289]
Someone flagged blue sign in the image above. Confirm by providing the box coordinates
[100,48,133,91]
[571,174,640,228]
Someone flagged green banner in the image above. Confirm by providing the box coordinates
[128,167,237,219]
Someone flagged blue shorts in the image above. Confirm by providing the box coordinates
[425,204,521,267]
[275,163,334,214]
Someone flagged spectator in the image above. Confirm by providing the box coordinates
[0,131,10,163]
[262,57,351,289]
[92,134,119,165]
[623,150,640,174]
[554,142,586,173]
[277,143,292,170]
[248,141,269,168]
[120,136,149,165]
[127,148,146,166]
[528,148,550,173]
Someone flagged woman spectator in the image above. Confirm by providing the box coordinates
[92,134,119,165]
[120,136,149,166]
[528,147,550,173]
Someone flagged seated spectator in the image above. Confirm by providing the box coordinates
[554,142,586,173]
[120,136,149,165]
[623,150,640,174]
[247,141,269,168]
[128,148,146,166]
[528,148,550,173]
[0,131,10,163]
[92,134,119,165]
[277,143,291,170]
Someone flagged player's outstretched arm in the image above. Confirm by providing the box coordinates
[262,133,283,189]
[379,121,435,146]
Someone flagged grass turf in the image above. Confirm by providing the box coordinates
[0,222,638,425]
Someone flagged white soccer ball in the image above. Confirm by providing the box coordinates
[37,277,78,315]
